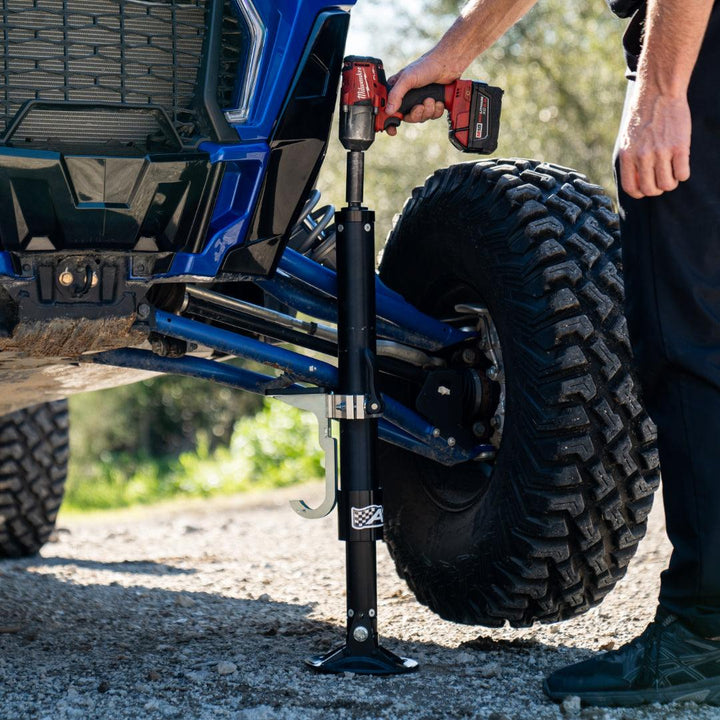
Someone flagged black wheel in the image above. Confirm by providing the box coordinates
[377,159,659,627]
[0,400,69,558]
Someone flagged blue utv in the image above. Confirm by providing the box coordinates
[0,0,657,672]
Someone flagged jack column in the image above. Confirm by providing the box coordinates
[305,57,417,675]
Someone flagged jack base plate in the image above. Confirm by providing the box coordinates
[306,644,418,675]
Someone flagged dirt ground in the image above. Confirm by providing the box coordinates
[1,485,719,720]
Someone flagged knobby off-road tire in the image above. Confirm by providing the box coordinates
[377,159,660,627]
[0,401,69,558]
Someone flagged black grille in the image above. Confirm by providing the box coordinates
[0,0,245,146]
[217,0,248,111]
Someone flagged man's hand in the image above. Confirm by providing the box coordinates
[616,0,714,199]
[385,51,462,136]
[618,90,691,199]
[382,0,539,136]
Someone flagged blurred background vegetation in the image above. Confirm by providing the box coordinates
[65,0,627,511]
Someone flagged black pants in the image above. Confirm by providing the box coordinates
[616,4,720,637]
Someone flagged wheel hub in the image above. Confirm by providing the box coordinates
[454,303,506,455]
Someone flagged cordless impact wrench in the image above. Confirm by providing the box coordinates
[339,55,504,153]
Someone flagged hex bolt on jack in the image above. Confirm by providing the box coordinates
[305,57,419,676]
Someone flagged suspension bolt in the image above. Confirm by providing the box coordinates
[58,268,74,287]
[137,304,151,320]
[491,414,502,429]
[364,223,372,232]
[337,224,344,233]
[368,609,376,618]
[348,609,355,618]
[487,365,499,381]
[432,428,441,438]
[473,422,486,437]
[462,348,478,364]
[447,437,456,447]
[353,626,370,643]
[370,402,379,412]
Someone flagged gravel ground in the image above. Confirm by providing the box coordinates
[1,485,719,720]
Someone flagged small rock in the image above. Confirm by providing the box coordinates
[489,712,511,720]
[174,594,196,608]
[147,670,161,682]
[216,661,237,676]
[97,681,110,694]
[258,593,271,602]
[599,641,615,651]
[561,695,582,716]
[580,708,607,720]
[184,670,210,683]
[479,662,501,678]
[184,525,202,534]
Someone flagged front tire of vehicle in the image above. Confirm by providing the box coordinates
[0,400,69,559]
[377,159,660,627]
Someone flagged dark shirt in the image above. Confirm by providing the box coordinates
[609,0,720,77]
[606,0,646,76]
[622,6,646,76]
[606,0,644,19]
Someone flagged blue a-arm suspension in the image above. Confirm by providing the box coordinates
[87,310,490,466]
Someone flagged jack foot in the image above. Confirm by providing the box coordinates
[306,644,418,675]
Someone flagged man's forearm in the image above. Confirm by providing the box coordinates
[435,0,540,76]
[385,0,538,120]
[637,0,714,98]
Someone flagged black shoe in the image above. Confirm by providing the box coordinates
[543,610,720,706]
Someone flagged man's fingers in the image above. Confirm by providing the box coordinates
[386,73,413,116]
[636,152,663,197]
[421,97,436,121]
[386,101,444,136]
[620,151,643,199]
[620,149,690,199]
[408,104,426,122]
[672,148,691,183]
[654,153,679,193]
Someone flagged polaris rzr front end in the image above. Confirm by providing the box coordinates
[0,0,349,409]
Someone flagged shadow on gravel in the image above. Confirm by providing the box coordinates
[5,567,711,720]
[0,558,563,684]
[21,556,197,576]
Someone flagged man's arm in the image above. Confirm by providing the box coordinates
[385,0,538,127]
[618,0,714,199]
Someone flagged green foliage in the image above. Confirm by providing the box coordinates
[65,399,324,511]
[70,367,262,462]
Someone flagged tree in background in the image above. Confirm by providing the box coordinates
[70,373,262,463]
[320,0,626,238]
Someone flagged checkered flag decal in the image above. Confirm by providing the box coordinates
[351,504,384,530]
